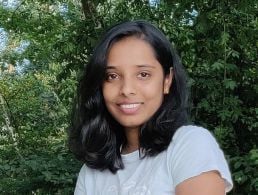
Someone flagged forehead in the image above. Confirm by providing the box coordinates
[107,37,159,69]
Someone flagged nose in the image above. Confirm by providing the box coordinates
[119,77,136,96]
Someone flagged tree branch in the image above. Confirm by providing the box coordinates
[0,93,23,160]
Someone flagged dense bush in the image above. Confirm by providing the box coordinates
[0,71,81,194]
[0,0,257,194]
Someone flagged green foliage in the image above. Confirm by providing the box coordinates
[0,70,80,194]
[0,140,81,194]
[0,0,257,194]
[0,0,82,71]
[230,149,258,194]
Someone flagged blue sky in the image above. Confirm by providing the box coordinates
[0,28,8,53]
[0,0,19,10]
[149,0,160,7]
[0,0,19,54]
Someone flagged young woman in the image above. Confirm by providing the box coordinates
[69,20,233,195]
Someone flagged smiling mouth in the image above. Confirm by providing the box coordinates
[120,103,141,109]
[117,103,143,114]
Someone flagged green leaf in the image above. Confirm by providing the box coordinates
[211,61,224,71]
[224,79,237,90]
[221,32,230,45]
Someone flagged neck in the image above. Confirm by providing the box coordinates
[122,127,140,154]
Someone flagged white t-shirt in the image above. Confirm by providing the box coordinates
[74,125,233,195]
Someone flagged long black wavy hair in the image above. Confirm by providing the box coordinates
[68,20,189,173]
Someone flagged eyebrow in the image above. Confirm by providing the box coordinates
[106,64,156,69]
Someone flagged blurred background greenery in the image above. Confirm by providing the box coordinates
[0,0,257,194]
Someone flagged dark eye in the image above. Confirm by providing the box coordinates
[138,72,151,79]
[106,73,119,81]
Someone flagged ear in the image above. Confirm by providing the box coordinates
[163,67,173,94]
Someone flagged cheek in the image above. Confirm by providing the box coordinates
[141,80,164,102]
[144,79,164,94]
[102,84,116,104]
[102,85,109,103]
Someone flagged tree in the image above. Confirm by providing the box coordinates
[0,0,257,194]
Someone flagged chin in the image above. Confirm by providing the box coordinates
[117,120,142,130]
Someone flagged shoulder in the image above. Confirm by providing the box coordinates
[168,125,223,164]
[75,164,98,194]
[172,125,216,145]
[168,125,220,166]
[74,164,87,194]
[76,164,90,185]
[78,164,88,175]
[77,164,96,178]
[167,125,233,192]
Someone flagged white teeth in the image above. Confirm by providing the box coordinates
[120,104,140,109]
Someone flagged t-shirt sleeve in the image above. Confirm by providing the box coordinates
[74,164,87,195]
[168,125,233,192]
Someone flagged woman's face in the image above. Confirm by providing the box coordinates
[102,36,172,131]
